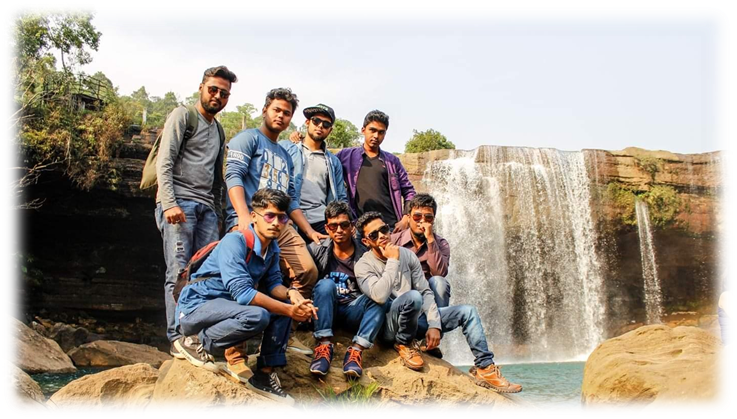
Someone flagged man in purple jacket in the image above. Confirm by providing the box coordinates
[335,110,415,231]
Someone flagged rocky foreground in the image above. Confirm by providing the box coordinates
[12,318,515,407]
[581,324,721,405]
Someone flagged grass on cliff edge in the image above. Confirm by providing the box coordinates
[300,383,381,416]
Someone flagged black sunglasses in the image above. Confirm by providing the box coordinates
[310,116,333,129]
[326,221,352,232]
[366,224,390,241]
[207,85,230,99]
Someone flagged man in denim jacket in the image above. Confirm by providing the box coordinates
[279,103,348,239]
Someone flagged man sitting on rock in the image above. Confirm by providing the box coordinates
[354,211,522,393]
[175,188,316,405]
[307,201,386,379]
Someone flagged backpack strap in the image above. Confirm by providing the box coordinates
[239,228,255,263]
[182,104,199,145]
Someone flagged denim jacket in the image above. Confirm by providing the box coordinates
[277,140,348,207]
[335,147,416,220]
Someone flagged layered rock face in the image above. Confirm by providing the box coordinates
[581,324,720,405]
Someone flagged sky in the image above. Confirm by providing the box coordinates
[81,3,734,153]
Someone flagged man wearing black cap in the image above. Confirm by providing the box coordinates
[280,104,348,240]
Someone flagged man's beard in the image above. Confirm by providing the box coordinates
[201,97,223,114]
[412,230,426,242]
[309,132,328,142]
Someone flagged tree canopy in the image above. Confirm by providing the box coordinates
[327,119,361,149]
[404,129,455,153]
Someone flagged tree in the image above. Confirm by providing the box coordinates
[184,91,199,106]
[404,129,455,153]
[218,102,258,140]
[327,119,361,149]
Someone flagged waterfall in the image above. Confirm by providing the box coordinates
[425,146,606,364]
[635,199,663,323]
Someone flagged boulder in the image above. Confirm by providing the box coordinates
[151,359,276,406]
[48,323,98,352]
[67,340,170,368]
[13,318,76,374]
[276,331,516,406]
[3,360,51,416]
[47,363,158,407]
[581,324,720,405]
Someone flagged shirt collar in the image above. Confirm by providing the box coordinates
[396,228,415,247]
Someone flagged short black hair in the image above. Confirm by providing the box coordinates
[252,188,291,212]
[407,194,437,215]
[202,66,238,84]
[264,87,299,113]
[324,201,352,222]
[356,211,384,235]
[362,110,389,129]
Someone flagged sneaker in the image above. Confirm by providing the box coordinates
[419,340,444,359]
[394,340,424,371]
[247,370,295,405]
[342,347,363,378]
[309,342,334,376]
[287,336,313,355]
[225,361,253,384]
[170,342,186,360]
[470,364,522,393]
[174,335,219,372]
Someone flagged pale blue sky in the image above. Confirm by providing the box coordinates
[83,14,716,154]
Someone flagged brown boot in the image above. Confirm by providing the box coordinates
[471,364,522,393]
[394,340,424,371]
[224,343,252,383]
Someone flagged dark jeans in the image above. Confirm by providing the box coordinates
[155,199,219,342]
[179,298,291,369]
[312,278,385,349]
[384,291,495,368]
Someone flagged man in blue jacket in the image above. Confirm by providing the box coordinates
[175,189,315,405]
[279,103,348,241]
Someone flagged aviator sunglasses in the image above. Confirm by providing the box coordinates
[326,221,352,232]
[411,212,435,222]
[207,85,231,99]
[310,116,333,129]
[366,224,390,241]
[253,211,289,224]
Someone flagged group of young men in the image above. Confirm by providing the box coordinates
[154,66,521,404]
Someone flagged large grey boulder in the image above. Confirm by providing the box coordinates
[67,340,171,368]
[13,318,76,374]
[48,363,158,407]
[12,364,46,406]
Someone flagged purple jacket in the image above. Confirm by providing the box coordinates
[336,147,416,221]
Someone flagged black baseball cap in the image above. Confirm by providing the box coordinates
[303,103,336,123]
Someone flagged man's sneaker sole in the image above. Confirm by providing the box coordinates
[246,382,296,405]
[309,367,329,376]
[287,346,313,356]
[469,367,522,394]
[343,369,361,379]
[224,366,251,384]
[398,356,423,371]
[174,339,219,372]
[170,349,186,360]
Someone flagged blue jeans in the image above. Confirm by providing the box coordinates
[312,278,386,349]
[384,292,495,368]
[156,199,220,342]
[428,276,451,308]
[179,298,291,369]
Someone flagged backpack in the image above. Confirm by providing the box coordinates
[139,105,226,190]
[172,229,256,303]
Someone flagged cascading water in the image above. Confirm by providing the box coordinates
[425,146,606,364]
[635,199,663,324]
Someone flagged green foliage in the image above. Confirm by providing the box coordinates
[636,156,661,182]
[326,118,361,149]
[404,129,455,153]
[315,381,381,407]
[145,91,180,128]
[605,183,638,226]
[605,182,681,228]
[17,253,44,288]
[218,102,259,140]
[643,185,681,228]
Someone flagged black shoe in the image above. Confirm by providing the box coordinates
[170,342,186,360]
[419,340,443,359]
[247,370,295,405]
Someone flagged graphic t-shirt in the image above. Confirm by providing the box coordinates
[324,253,360,304]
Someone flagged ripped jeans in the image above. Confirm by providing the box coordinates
[156,200,220,342]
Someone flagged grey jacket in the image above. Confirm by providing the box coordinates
[355,247,441,329]
[156,106,224,215]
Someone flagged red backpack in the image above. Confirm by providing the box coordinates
[172,229,255,303]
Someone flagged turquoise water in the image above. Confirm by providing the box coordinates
[32,367,110,399]
[460,361,585,407]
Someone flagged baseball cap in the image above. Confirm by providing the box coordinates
[303,103,336,123]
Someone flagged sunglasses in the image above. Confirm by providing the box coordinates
[253,211,289,224]
[207,85,230,99]
[411,213,435,223]
[366,224,390,242]
[326,221,352,232]
[310,116,333,129]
